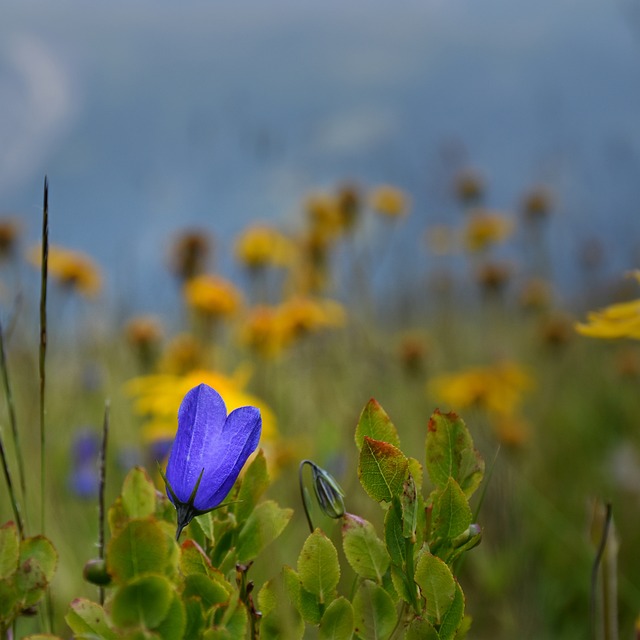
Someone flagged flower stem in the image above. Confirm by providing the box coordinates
[39,176,49,534]
[98,401,110,606]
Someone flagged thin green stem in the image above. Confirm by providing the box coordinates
[0,424,25,538]
[39,176,49,534]
[0,317,27,506]
[98,401,110,606]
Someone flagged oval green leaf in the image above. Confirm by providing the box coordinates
[297,530,340,604]
[319,596,354,640]
[358,437,408,503]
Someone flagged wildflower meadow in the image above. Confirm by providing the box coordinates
[0,168,639,640]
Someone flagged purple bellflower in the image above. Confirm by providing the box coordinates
[161,383,262,539]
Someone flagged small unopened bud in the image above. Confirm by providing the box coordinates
[299,460,346,532]
[83,558,112,586]
[452,523,482,550]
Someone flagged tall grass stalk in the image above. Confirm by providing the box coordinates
[0,425,25,538]
[98,401,110,606]
[0,318,27,507]
[39,176,49,533]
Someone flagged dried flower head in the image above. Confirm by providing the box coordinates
[169,230,211,281]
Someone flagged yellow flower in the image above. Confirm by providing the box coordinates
[305,192,343,236]
[429,361,533,417]
[575,271,640,340]
[235,225,295,270]
[28,244,102,297]
[126,369,278,445]
[277,296,346,339]
[158,333,205,375]
[184,274,243,319]
[369,185,410,218]
[124,315,164,347]
[239,306,288,358]
[462,209,514,252]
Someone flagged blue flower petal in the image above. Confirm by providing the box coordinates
[165,384,227,504]
[195,405,262,510]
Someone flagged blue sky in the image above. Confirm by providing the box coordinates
[2,0,640,308]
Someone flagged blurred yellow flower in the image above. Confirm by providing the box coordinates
[429,361,533,417]
[369,185,410,218]
[277,296,347,338]
[158,333,205,375]
[462,209,514,252]
[235,224,295,270]
[239,306,288,358]
[28,244,102,297]
[306,193,343,237]
[126,369,278,446]
[184,274,243,319]
[575,271,640,340]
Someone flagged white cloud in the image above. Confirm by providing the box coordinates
[0,33,78,195]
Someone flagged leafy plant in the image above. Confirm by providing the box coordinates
[262,399,484,639]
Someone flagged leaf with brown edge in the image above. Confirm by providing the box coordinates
[426,410,484,498]
[358,437,408,503]
[355,399,401,451]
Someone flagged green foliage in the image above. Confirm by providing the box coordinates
[266,402,484,639]
[67,457,291,639]
[0,521,58,636]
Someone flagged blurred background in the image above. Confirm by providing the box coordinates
[2,2,640,638]
[3,0,640,310]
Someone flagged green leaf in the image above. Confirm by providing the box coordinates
[19,536,57,583]
[407,458,423,494]
[183,574,230,610]
[107,519,171,583]
[66,598,118,640]
[384,503,406,568]
[342,514,390,583]
[15,558,48,606]
[0,522,19,579]
[425,411,484,498]
[283,565,322,625]
[153,593,186,640]
[235,449,269,522]
[236,500,293,563]
[257,578,278,617]
[431,478,472,543]
[319,596,354,640]
[183,597,206,639]
[355,399,401,451]
[297,530,340,604]
[111,575,173,629]
[401,474,419,539]
[358,437,408,503]
[438,581,465,640]
[403,618,439,640]
[22,635,66,639]
[352,580,397,640]
[260,607,304,640]
[414,551,456,626]
[122,467,157,519]
[0,579,19,618]
[108,497,129,536]
[180,539,214,577]
[192,512,215,541]
[389,564,415,606]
